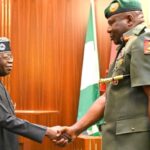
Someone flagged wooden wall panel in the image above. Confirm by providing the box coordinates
[0,0,1,35]
[0,0,11,36]
[95,0,112,77]
[141,0,150,27]
[9,0,89,120]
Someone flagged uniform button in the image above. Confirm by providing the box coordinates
[131,127,135,131]
[103,121,107,125]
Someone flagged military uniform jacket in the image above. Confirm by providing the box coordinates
[0,82,47,150]
[102,23,150,150]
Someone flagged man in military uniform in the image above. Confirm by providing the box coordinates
[0,37,63,150]
[53,0,150,149]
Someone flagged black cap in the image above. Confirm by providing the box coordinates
[0,37,11,51]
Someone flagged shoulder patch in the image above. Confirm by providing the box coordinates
[144,40,150,54]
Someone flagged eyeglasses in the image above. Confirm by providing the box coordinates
[0,51,13,61]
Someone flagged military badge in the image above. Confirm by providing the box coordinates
[109,2,119,13]
[123,35,134,42]
[144,40,150,54]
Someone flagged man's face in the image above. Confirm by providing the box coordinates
[0,51,13,76]
[107,13,129,45]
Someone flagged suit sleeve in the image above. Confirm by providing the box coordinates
[0,103,47,143]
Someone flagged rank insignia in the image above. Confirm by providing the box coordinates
[144,40,150,54]
[123,35,134,42]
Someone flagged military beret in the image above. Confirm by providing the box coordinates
[104,0,142,18]
[0,37,11,51]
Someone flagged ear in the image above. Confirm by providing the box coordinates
[126,14,134,27]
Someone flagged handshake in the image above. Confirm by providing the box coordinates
[45,126,78,147]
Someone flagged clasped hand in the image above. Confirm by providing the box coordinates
[46,126,77,147]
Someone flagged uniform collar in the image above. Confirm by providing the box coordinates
[122,23,146,42]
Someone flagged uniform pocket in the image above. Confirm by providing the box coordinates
[116,116,150,135]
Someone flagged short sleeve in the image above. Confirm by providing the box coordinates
[130,37,150,87]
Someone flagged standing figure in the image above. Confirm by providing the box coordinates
[0,37,61,150]
[54,0,150,150]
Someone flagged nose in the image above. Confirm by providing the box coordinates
[8,56,13,63]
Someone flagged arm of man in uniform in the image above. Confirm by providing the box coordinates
[143,86,150,121]
[53,93,106,147]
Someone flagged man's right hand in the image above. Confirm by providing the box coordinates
[52,126,78,147]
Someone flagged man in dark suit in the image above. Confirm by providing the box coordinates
[0,37,61,150]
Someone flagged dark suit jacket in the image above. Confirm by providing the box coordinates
[0,82,47,150]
